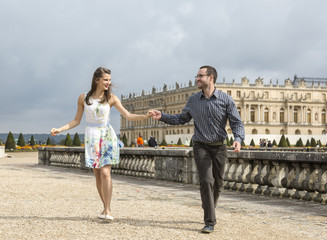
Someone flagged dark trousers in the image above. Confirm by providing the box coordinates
[193,142,227,226]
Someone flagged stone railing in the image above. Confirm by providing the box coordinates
[38,147,327,204]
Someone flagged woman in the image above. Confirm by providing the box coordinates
[50,67,152,221]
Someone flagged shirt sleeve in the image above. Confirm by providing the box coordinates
[160,100,193,125]
[227,97,245,143]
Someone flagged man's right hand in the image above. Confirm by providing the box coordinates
[150,110,162,120]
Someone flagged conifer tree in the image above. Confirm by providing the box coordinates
[122,134,128,147]
[189,138,193,147]
[177,138,182,145]
[0,138,3,145]
[250,139,255,146]
[296,138,304,147]
[73,133,81,146]
[241,141,245,147]
[229,136,234,145]
[286,137,291,147]
[5,131,16,150]
[278,134,288,147]
[161,139,167,146]
[225,137,230,146]
[272,139,277,146]
[310,137,317,147]
[46,137,53,145]
[305,139,310,147]
[30,135,36,146]
[17,133,25,147]
[64,133,73,146]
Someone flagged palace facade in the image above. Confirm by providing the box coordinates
[120,76,327,145]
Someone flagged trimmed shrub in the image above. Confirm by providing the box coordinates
[64,133,73,146]
[161,139,167,146]
[73,133,81,146]
[122,134,128,147]
[17,133,25,147]
[241,141,245,147]
[278,134,288,147]
[272,140,277,146]
[305,139,310,147]
[46,137,53,145]
[310,138,317,147]
[30,135,36,146]
[286,137,291,147]
[177,138,182,145]
[296,138,304,147]
[225,137,230,146]
[250,139,255,146]
[189,138,193,147]
[5,132,16,150]
[229,137,234,145]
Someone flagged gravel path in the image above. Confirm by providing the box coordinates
[0,152,326,240]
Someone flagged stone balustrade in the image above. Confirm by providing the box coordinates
[38,147,327,204]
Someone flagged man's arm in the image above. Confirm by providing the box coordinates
[151,101,192,125]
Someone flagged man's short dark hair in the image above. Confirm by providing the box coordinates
[200,65,218,83]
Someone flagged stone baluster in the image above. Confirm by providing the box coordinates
[246,160,260,194]
[291,162,306,200]
[270,161,287,197]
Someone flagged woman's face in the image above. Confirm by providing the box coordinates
[96,73,111,91]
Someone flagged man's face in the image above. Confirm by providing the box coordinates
[196,68,211,90]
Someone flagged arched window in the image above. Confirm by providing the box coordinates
[264,108,269,122]
[295,129,301,135]
[250,107,255,122]
[307,109,311,123]
[322,109,326,124]
[187,129,190,134]
[322,130,326,135]
[227,128,232,134]
[265,129,270,134]
[252,129,258,134]
[181,130,183,134]
[280,108,285,123]
[308,129,312,135]
[280,129,285,135]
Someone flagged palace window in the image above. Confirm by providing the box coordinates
[280,129,285,135]
[306,93,311,100]
[280,92,284,99]
[237,91,241,98]
[308,129,312,135]
[294,108,298,123]
[227,90,231,96]
[252,129,258,134]
[264,108,269,122]
[280,108,285,123]
[322,109,326,123]
[307,109,311,123]
[264,92,269,99]
[187,129,190,134]
[295,129,301,135]
[250,107,255,122]
[265,129,270,134]
[237,107,241,118]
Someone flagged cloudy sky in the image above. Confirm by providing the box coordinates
[1,0,326,135]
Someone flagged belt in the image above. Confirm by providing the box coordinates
[86,122,108,127]
[196,140,226,146]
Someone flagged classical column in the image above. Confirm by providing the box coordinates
[258,105,261,123]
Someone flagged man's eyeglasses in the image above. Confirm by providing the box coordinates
[194,74,209,79]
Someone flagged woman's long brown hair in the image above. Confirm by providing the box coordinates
[85,67,112,105]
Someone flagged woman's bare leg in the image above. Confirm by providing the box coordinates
[93,168,105,213]
[100,165,113,216]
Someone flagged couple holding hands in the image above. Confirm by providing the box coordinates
[51,65,244,234]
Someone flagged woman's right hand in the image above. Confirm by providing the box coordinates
[50,128,61,136]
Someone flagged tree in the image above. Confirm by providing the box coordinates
[189,138,193,147]
[305,139,310,147]
[286,137,291,147]
[17,133,25,147]
[0,138,3,145]
[64,133,73,146]
[5,132,16,150]
[310,137,317,147]
[278,134,288,147]
[30,135,36,146]
[177,138,182,145]
[250,139,255,147]
[73,133,81,146]
[46,137,53,145]
[296,138,304,147]
[272,140,277,146]
[241,141,245,147]
[122,134,128,147]
[229,136,234,145]
[161,139,167,146]
[225,137,230,146]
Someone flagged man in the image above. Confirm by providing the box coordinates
[151,66,245,233]
[148,136,157,147]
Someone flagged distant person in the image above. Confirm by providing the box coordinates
[150,65,245,234]
[148,136,157,147]
[137,134,144,147]
[50,67,152,221]
[267,140,272,147]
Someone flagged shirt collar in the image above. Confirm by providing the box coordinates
[200,88,219,99]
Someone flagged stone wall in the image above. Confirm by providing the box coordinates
[38,147,327,204]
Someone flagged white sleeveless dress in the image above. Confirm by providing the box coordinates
[84,95,122,168]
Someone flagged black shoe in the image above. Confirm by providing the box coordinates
[201,225,214,233]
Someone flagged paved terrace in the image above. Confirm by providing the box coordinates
[1,152,326,240]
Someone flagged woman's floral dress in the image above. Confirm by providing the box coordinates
[84,95,122,168]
